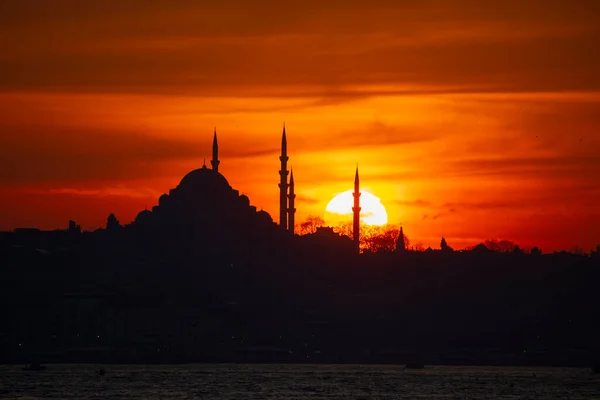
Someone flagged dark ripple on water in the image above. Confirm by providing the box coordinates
[1,364,599,399]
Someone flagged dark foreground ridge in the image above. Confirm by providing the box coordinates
[2,165,599,368]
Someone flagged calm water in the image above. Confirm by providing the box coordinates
[1,364,599,399]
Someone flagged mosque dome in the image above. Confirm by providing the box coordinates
[178,165,231,193]
[257,209,273,224]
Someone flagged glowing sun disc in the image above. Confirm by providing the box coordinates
[325,190,388,226]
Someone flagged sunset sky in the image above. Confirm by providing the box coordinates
[1,0,599,251]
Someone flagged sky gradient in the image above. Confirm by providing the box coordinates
[1,0,599,251]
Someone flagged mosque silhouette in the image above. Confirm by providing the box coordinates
[132,125,364,252]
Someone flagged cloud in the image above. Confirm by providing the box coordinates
[324,121,440,150]
[441,201,518,212]
[395,199,433,208]
[0,125,275,185]
[24,186,161,199]
[296,194,320,205]
[228,148,280,159]
[448,155,600,181]
[1,1,599,96]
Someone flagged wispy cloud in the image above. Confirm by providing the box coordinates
[395,199,433,208]
[0,123,283,186]
[296,194,320,205]
[25,186,161,199]
[324,121,440,150]
[1,1,599,96]
[448,155,600,180]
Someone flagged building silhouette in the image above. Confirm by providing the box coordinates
[353,165,361,253]
[130,129,280,245]
[278,124,296,234]
[211,127,220,173]
[279,124,290,232]
[129,126,307,239]
[288,168,296,234]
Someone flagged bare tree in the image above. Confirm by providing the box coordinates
[299,215,325,235]
[332,221,402,253]
[485,239,516,252]
[363,224,400,253]
[334,221,353,238]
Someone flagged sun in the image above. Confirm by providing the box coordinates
[325,190,388,226]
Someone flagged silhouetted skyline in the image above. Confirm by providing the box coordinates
[4,3,600,389]
[1,123,598,253]
[1,1,600,252]
[2,116,599,368]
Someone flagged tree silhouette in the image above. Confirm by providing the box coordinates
[485,239,516,252]
[570,246,586,255]
[333,221,401,253]
[333,220,353,238]
[106,213,121,231]
[531,246,542,256]
[68,220,81,234]
[362,224,400,253]
[299,215,325,235]
[591,245,600,260]
[440,237,453,252]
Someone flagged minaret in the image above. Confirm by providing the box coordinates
[278,123,289,230]
[288,168,296,234]
[352,165,361,253]
[211,127,220,172]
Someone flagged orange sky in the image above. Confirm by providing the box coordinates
[1,0,599,252]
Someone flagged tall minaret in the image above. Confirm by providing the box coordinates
[352,165,361,253]
[278,123,289,230]
[288,168,296,234]
[211,127,220,172]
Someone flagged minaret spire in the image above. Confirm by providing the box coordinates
[288,167,296,234]
[352,164,361,254]
[279,123,289,230]
[281,123,287,155]
[211,127,220,173]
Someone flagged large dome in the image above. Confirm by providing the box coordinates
[178,165,231,192]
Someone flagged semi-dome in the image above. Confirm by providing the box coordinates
[257,209,273,224]
[178,165,231,192]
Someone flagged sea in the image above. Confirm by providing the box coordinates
[1,364,599,399]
